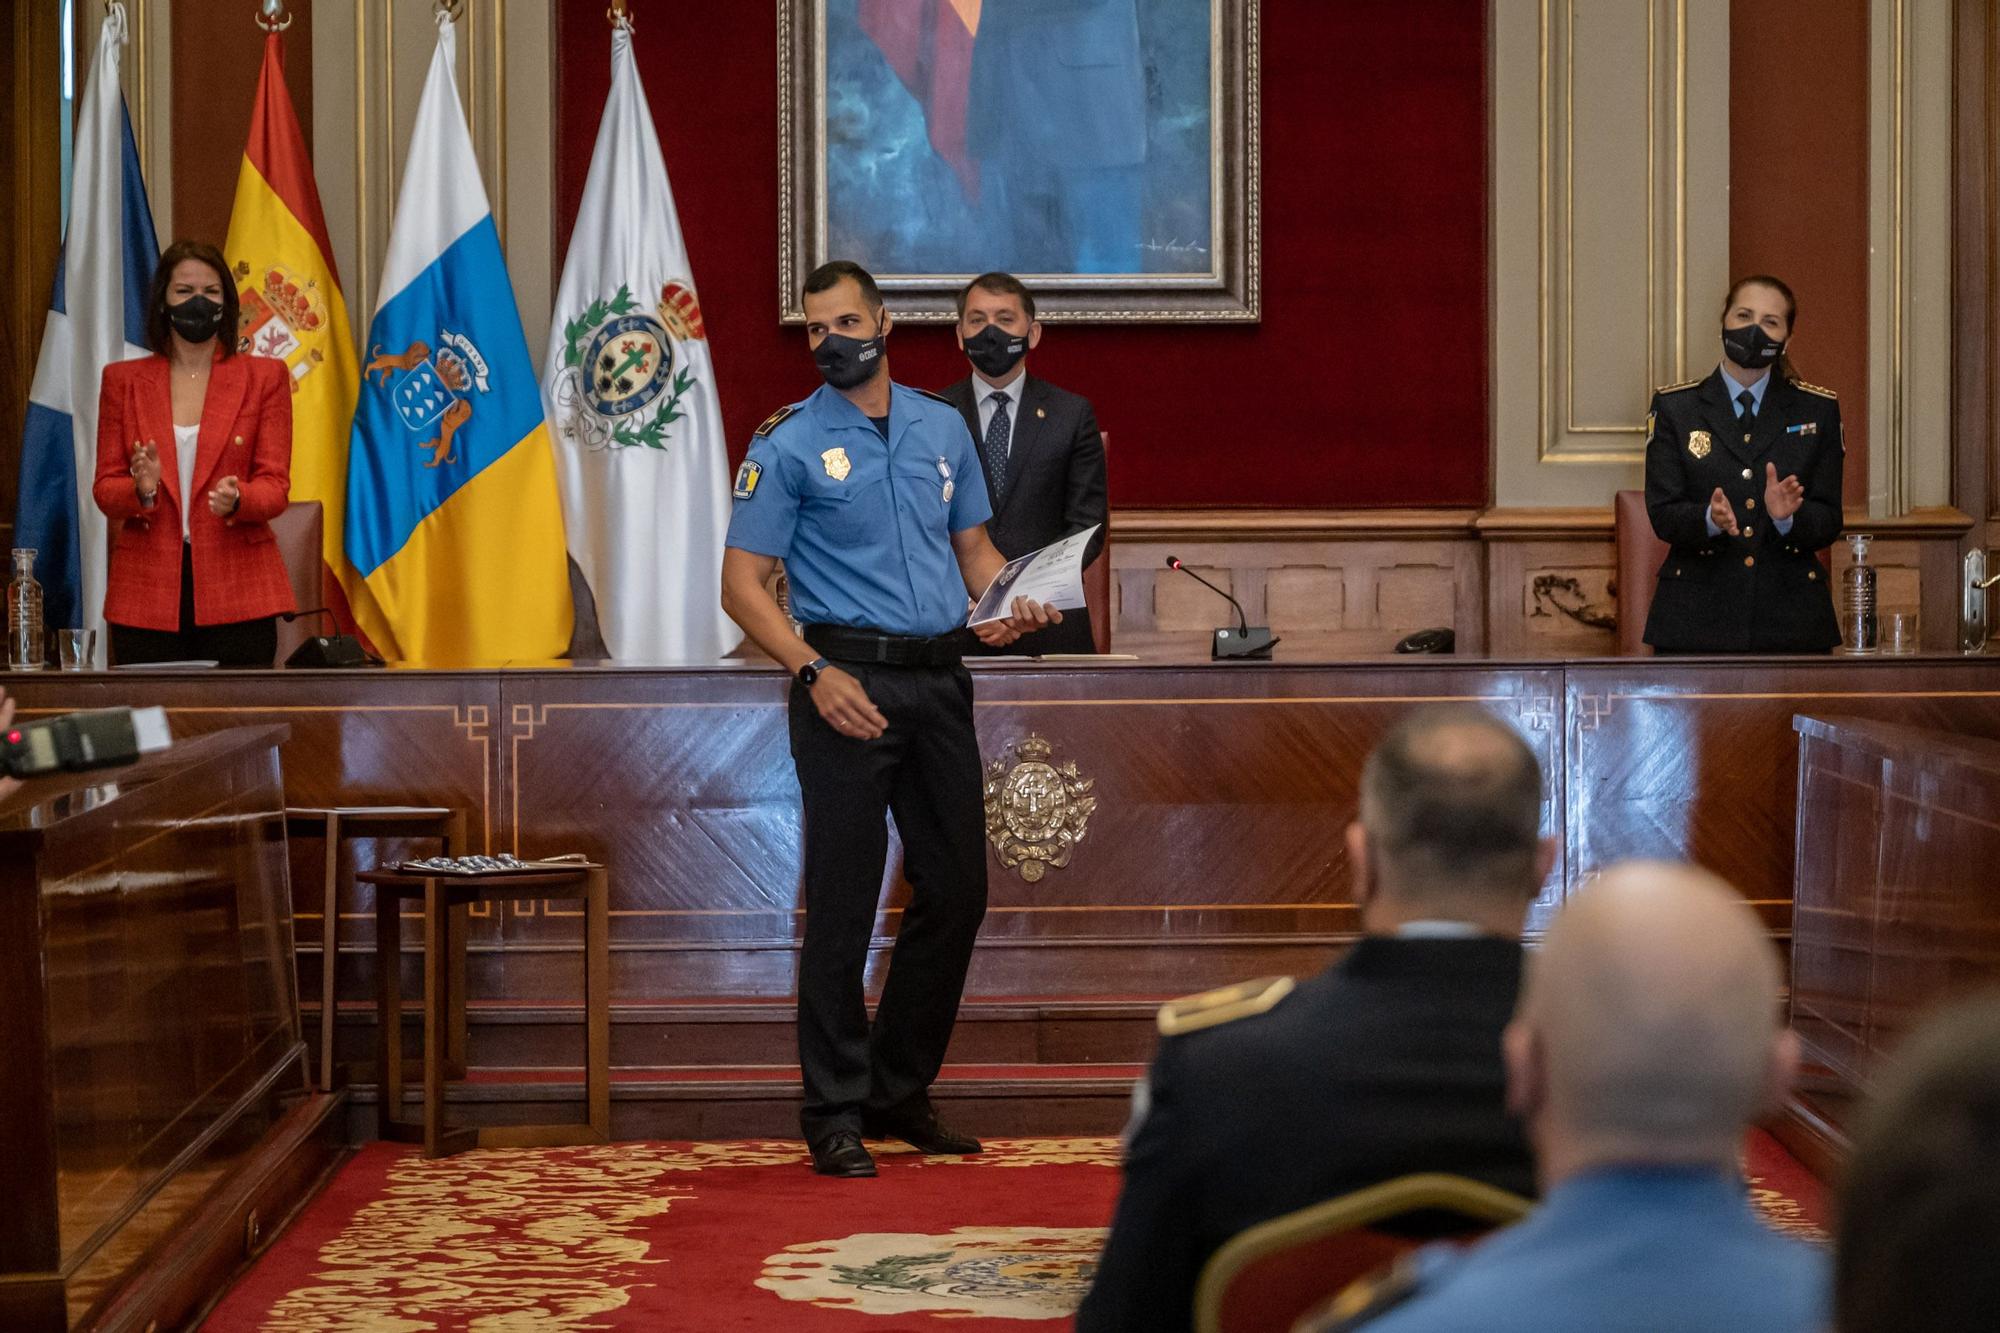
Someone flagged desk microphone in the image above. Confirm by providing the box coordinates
[278,608,379,669]
[1164,556,1279,660]
[2,707,171,778]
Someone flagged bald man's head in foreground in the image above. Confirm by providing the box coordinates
[1503,862,1797,1186]
[1349,705,1554,937]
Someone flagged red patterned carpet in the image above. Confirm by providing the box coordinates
[201,1132,1824,1330]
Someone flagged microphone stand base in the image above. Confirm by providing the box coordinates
[1211,627,1279,660]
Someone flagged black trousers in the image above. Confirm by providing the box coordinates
[109,541,278,668]
[787,660,988,1143]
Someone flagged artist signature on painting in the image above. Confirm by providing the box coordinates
[1140,238,1211,261]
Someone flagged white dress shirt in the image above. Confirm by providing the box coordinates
[174,423,199,541]
[974,372,1028,459]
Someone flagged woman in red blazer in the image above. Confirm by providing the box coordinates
[94,239,294,667]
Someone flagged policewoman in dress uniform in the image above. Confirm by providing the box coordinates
[1643,275,1843,654]
[720,261,1060,1179]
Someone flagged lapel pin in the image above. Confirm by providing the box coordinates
[1036,407,1046,419]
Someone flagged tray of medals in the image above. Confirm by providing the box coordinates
[394,852,592,876]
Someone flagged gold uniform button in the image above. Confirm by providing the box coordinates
[234,435,244,445]
[1744,526,1755,537]
[1744,556,1756,567]
[1746,498,1756,510]
[1809,570,1818,581]
[1742,469,1752,479]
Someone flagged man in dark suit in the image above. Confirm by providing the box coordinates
[1075,705,1552,1333]
[965,0,1145,273]
[941,272,1108,656]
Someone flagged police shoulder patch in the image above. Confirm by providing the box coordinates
[1157,975,1295,1037]
[1654,376,1704,396]
[753,404,798,437]
[1790,378,1838,400]
[913,386,954,405]
[732,459,763,500]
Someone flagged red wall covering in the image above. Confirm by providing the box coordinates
[553,2,1490,508]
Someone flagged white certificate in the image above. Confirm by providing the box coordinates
[967,525,1101,627]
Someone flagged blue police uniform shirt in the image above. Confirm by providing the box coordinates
[1357,1166,1829,1333]
[726,381,992,638]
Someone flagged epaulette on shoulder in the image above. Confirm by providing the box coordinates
[753,404,799,438]
[1157,975,1295,1037]
[1790,378,1838,400]
[913,386,954,406]
[1654,376,1703,395]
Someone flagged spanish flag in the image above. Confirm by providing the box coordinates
[224,30,371,638]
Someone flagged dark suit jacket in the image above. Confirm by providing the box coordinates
[943,372,1107,655]
[1642,369,1843,653]
[1075,937,1535,1333]
[966,0,1145,170]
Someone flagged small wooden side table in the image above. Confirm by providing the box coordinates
[357,863,609,1158]
[286,806,467,1088]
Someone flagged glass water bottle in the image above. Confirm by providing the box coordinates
[1841,534,1878,655]
[8,547,46,671]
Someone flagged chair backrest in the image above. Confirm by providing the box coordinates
[269,499,324,665]
[1614,489,1667,656]
[1193,1173,1533,1333]
[1083,428,1111,653]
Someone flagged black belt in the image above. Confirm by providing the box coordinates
[803,624,967,668]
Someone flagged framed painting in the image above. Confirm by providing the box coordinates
[779,0,1260,322]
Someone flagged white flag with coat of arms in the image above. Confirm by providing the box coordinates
[542,18,741,663]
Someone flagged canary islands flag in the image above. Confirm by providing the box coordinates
[345,14,571,662]
[225,28,367,637]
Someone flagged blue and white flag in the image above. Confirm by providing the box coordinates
[344,12,572,662]
[542,17,740,663]
[14,1,158,649]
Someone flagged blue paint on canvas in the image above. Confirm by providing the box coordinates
[826,0,1214,277]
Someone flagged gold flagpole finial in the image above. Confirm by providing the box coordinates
[256,0,292,33]
[608,1,635,30]
[435,0,465,20]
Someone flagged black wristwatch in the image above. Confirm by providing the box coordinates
[796,656,830,687]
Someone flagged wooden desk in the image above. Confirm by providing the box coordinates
[0,726,344,1331]
[1779,715,2000,1175]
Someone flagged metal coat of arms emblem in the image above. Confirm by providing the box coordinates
[983,734,1097,882]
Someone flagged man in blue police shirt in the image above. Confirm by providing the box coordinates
[720,260,1061,1179]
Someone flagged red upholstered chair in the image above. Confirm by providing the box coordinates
[1192,1173,1531,1333]
[270,499,326,666]
[1083,429,1112,653]
[1614,490,1668,656]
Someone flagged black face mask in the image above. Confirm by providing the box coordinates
[962,324,1028,379]
[167,294,226,345]
[813,322,885,391]
[1722,321,1784,372]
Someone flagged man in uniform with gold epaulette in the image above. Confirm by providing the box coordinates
[1076,706,1551,1333]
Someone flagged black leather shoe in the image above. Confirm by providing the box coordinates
[809,1131,877,1178]
[862,1105,983,1155]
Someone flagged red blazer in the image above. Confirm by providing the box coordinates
[93,352,296,631]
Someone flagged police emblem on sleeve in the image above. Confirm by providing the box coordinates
[552,280,704,452]
[983,734,1097,882]
[364,328,491,469]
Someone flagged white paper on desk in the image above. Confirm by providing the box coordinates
[967,524,1101,627]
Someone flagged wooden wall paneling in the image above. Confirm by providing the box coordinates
[1476,509,1618,658]
[1107,511,1487,658]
